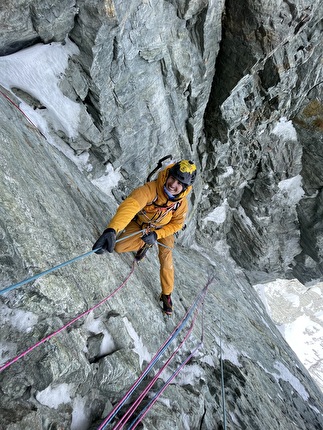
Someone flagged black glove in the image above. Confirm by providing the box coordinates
[92,228,116,254]
[141,231,157,245]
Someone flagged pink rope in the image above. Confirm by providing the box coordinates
[0,262,136,373]
[0,89,44,135]
[97,277,214,430]
[116,283,208,430]
[130,343,202,430]
[113,312,198,430]
[97,284,209,430]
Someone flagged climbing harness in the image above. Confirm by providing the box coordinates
[0,262,136,373]
[0,229,146,296]
[97,278,212,430]
[136,198,181,226]
[134,189,182,229]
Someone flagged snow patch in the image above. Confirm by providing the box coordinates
[172,363,204,386]
[0,39,97,174]
[0,303,38,333]
[277,175,305,206]
[200,354,215,367]
[0,39,80,139]
[71,396,90,430]
[271,117,297,141]
[203,199,228,225]
[254,278,323,392]
[91,163,122,197]
[219,166,234,178]
[36,383,73,409]
[84,313,116,356]
[217,340,242,367]
[181,413,191,430]
[123,317,151,368]
[273,361,309,400]
[279,314,323,369]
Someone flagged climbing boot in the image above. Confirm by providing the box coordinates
[160,293,173,315]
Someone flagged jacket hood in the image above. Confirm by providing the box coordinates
[156,163,192,201]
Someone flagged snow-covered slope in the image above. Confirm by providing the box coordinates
[254,279,323,392]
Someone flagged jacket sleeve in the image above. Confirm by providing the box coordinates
[155,198,188,239]
[107,184,155,233]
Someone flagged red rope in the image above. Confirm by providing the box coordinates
[0,89,46,137]
[0,262,136,372]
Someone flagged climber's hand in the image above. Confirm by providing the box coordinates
[141,231,157,245]
[92,228,116,254]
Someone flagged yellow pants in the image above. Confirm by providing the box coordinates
[114,220,175,295]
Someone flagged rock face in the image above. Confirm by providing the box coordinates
[0,1,323,429]
[202,0,323,283]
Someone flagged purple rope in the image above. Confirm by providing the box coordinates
[113,313,198,430]
[97,282,210,430]
[128,342,202,430]
[125,283,208,429]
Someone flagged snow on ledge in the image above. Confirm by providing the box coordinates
[0,38,80,139]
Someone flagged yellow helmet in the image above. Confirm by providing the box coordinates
[169,160,197,186]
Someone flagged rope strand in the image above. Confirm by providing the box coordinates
[220,312,227,430]
[98,279,212,430]
[0,88,44,134]
[128,342,202,430]
[0,230,145,296]
[0,262,136,372]
[125,284,208,430]
[112,297,204,430]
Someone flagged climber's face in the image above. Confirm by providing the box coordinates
[165,175,184,195]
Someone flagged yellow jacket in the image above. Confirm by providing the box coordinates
[107,164,192,239]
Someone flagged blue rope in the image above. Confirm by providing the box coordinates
[0,229,146,296]
[126,285,209,429]
[127,342,202,430]
[98,282,210,429]
[0,250,97,295]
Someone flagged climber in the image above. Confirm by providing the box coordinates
[92,159,197,315]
